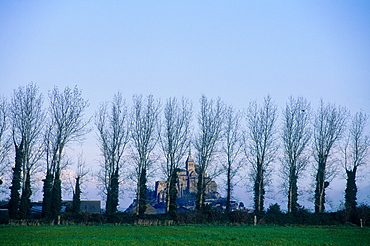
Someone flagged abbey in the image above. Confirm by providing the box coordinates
[155,152,220,209]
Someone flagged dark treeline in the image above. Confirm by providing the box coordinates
[0,83,369,225]
[4,204,370,227]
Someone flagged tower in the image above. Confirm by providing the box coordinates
[185,149,198,194]
[185,149,196,174]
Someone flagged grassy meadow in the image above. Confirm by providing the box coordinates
[0,225,369,246]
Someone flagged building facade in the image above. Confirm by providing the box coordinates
[155,152,219,207]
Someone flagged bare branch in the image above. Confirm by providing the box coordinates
[159,97,192,175]
[9,83,45,218]
[222,104,243,212]
[95,92,130,214]
[130,95,160,215]
[280,96,311,213]
[10,83,45,173]
[42,85,90,219]
[341,111,369,211]
[159,97,192,213]
[194,95,225,211]
[313,99,347,213]
[0,96,11,176]
[244,95,278,213]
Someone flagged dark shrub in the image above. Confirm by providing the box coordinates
[355,205,370,226]
[228,211,252,224]
[264,203,286,225]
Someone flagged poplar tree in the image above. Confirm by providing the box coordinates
[130,95,160,215]
[0,97,10,185]
[95,92,130,215]
[9,83,44,219]
[159,97,192,214]
[42,86,89,219]
[194,96,224,211]
[245,95,278,213]
[222,105,242,213]
[342,111,369,213]
[281,97,311,213]
[313,100,347,213]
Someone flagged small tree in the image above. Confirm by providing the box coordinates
[72,153,89,214]
[72,176,81,214]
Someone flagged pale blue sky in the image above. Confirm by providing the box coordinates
[1,1,369,111]
[0,1,369,209]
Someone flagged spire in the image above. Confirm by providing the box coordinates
[186,146,194,172]
[186,151,194,163]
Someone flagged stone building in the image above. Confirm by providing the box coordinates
[155,152,219,208]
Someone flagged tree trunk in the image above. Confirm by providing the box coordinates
[254,164,264,213]
[138,168,147,215]
[42,171,53,218]
[166,176,171,213]
[9,141,24,219]
[111,171,119,214]
[345,167,357,212]
[167,169,178,216]
[51,171,62,220]
[226,167,231,213]
[72,176,81,214]
[315,159,326,213]
[196,171,205,211]
[19,171,32,219]
[106,188,112,215]
[288,170,298,214]
[106,171,119,215]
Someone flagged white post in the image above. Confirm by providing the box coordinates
[360,219,363,228]
[254,215,257,226]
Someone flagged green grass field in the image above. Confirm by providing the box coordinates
[0,225,369,246]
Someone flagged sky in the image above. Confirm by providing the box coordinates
[0,1,369,210]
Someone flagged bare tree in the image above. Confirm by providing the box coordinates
[130,95,160,215]
[95,92,130,215]
[281,96,311,213]
[72,152,89,214]
[194,95,224,211]
[8,83,44,219]
[342,111,369,213]
[42,86,90,219]
[222,105,243,213]
[159,97,192,214]
[245,95,278,213]
[313,100,347,213]
[0,97,10,185]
